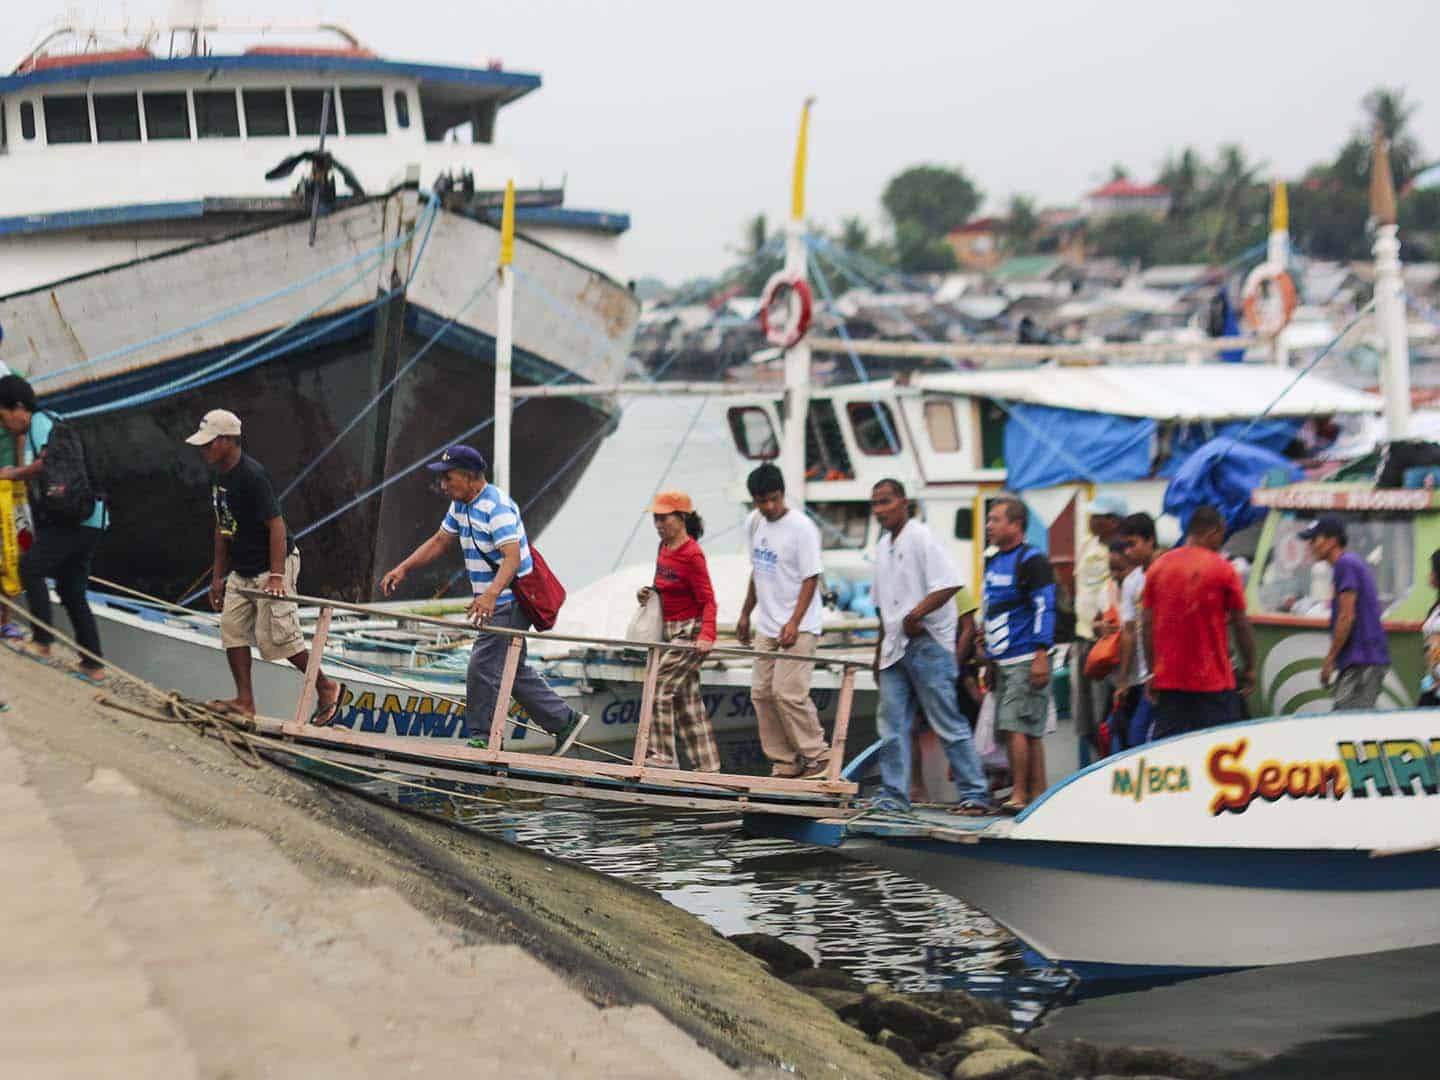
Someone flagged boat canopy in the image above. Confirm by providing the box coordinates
[915,365,1381,422]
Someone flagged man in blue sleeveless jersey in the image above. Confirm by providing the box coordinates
[982,496,1057,814]
[869,479,991,815]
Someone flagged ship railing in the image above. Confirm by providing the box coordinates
[239,589,867,802]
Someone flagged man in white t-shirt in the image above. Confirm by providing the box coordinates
[869,479,991,814]
[736,464,830,778]
[1116,512,1159,748]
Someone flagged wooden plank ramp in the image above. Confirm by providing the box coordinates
[240,589,868,821]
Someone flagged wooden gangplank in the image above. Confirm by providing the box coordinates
[242,590,866,818]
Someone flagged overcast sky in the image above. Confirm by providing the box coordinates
[7,1,1440,281]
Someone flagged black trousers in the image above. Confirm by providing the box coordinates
[1151,689,1230,739]
[20,524,103,666]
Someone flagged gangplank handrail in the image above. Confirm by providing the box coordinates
[241,589,865,789]
[238,590,874,669]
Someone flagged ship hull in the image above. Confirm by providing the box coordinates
[0,194,636,601]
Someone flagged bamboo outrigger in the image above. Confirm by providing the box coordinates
[245,590,867,820]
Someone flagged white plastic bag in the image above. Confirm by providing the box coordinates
[626,592,664,643]
[974,691,998,758]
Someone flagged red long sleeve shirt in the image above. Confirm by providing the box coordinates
[654,538,717,642]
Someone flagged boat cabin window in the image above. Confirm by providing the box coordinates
[727,407,779,460]
[194,90,240,138]
[846,401,901,455]
[42,94,91,144]
[291,89,339,136]
[19,101,36,141]
[94,92,141,142]
[810,502,871,550]
[1256,511,1415,618]
[924,398,961,453]
[340,87,386,134]
[978,399,1007,469]
[243,89,290,136]
[954,507,974,541]
[142,92,190,139]
[393,89,411,129]
[805,400,854,480]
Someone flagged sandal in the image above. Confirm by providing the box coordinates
[999,800,1028,817]
[70,667,108,687]
[309,681,345,727]
[950,801,995,817]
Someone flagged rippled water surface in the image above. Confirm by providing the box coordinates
[304,761,1072,1025]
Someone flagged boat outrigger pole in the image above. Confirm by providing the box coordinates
[494,179,517,490]
[1371,127,1411,441]
[780,98,816,511]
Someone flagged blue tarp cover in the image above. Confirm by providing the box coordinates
[1003,404,1155,492]
[1162,437,1302,536]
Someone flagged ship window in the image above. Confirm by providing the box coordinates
[979,399,1007,468]
[340,87,385,134]
[805,399,854,480]
[955,507,974,541]
[810,502,871,550]
[924,399,961,453]
[727,407,779,460]
[846,401,901,455]
[291,88,339,136]
[42,94,91,144]
[242,89,290,136]
[393,89,410,129]
[194,90,240,138]
[20,102,36,141]
[94,93,141,142]
[142,92,190,140]
[1256,511,1414,619]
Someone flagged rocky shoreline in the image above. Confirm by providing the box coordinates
[728,933,1223,1080]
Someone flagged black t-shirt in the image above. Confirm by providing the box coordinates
[213,454,294,576]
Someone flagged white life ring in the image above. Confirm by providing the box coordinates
[1240,264,1298,339]
[758,272,813,349]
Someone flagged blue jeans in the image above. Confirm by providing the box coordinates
[877,635,989,807]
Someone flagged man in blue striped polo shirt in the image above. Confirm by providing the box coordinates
[380,445,587,754]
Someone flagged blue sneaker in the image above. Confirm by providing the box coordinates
[865,794,910,814]
[0,624,23,641]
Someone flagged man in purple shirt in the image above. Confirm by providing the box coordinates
[1301,515,1390,710]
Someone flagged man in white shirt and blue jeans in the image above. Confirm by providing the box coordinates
[737,464,830,779]
[869,479,992,814]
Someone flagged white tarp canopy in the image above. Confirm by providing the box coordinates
[916,364,1382,422]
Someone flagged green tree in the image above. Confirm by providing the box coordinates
[733,212,783,294]
[1006,195,1039,254]
[1362,86,1423,185]
[1159,147,1202,221]
[1087,213,1167,264]
[1109,163,1130,182]
[893,220,957,273]
[880,165,983,239]
[1201,144,1267,260]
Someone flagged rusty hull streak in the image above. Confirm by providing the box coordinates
[48,290,89,363]
[576,274,636,342]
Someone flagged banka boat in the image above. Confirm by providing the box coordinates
[0,11,637,601]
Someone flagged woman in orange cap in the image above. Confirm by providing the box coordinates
[636,491,721,771]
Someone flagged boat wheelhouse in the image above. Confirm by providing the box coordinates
[724,364,1382,602]
[0,21,628,292]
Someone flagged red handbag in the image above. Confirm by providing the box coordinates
[477,544,566,631]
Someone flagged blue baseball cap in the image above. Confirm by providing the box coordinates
[426,445,488,474]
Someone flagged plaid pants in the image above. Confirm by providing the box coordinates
[647,617,721,772]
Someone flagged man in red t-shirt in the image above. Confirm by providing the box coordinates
[1141,506,1256,738]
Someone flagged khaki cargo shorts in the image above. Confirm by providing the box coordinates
[221,551,304,660]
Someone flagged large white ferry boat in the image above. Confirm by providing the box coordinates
[0,7,638,600]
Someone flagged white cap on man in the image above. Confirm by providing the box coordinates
[185,409,243,446]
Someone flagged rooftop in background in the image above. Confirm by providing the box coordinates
[916,365,1381,422]
[1085,179,1171,200]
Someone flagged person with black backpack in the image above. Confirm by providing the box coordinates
[0,374,107,683]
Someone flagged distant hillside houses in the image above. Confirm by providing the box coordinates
[1084,178,1173,220]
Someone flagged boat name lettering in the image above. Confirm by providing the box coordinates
[1110,757,1190,801]
[329,690,530,738]
[1251,489,1433,512]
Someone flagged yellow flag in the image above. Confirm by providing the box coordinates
[499,179,516,267]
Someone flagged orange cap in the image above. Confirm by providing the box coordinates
[649,491,695,515]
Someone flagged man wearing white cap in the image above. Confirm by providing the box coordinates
[1071,492,1127,760]
[187,409,342,723]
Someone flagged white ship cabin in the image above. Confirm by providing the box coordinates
[0,21,629,293]
[724,365,1381,598]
